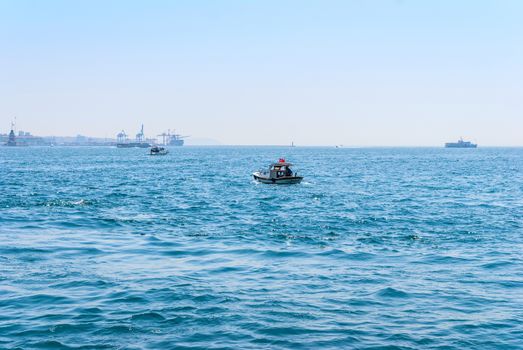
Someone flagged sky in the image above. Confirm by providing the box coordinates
[0,0,522,146]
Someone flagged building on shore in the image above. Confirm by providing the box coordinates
[0,129,115,146]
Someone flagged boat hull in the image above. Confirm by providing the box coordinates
[117,142,151,148]
[445,143,477,148]
[253,173,303,184]
[169,139,184,146]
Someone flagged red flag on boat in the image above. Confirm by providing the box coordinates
[279,158,285,163]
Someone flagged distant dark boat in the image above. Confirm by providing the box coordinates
[445,138,477,148]
[149,146,168,155]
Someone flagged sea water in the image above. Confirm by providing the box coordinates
[1,146,522,349]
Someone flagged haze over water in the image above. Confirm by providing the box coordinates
[1,146,522,349]
[1,0,523,146]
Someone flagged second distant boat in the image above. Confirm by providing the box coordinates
[445,138,477,148]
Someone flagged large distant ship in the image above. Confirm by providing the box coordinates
[116,125,151,148]
[445,138,477,148]
[158,130,188,147]
[169,134,185,146]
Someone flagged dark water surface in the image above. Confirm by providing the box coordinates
[1,147,522,349]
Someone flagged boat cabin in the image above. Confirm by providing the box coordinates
[268,160,295,179]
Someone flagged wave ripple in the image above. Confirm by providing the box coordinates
[1,146,522,349]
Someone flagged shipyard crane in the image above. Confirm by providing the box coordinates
[157,132,170,145]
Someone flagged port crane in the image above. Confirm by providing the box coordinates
[157,129,189,145]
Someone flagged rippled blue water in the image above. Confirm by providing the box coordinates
[1,146,522,349]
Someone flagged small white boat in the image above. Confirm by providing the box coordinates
[253,159,303,184]
[149,146,169,155]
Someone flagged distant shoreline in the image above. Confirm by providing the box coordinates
[2,144,522,148]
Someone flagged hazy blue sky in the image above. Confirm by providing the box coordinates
[1,0,522,145]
